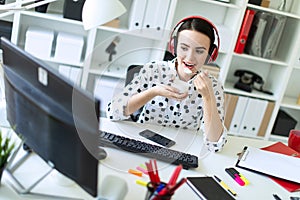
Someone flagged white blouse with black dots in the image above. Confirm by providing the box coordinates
[106,60,227,152]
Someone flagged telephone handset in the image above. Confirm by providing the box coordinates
[234,70,273,95]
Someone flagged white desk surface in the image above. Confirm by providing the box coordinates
[1,117,300,200]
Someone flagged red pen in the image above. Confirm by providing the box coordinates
[168,178,187,194]
[146,162,157,185]
[153,160,161,183]
[168,165,183,187]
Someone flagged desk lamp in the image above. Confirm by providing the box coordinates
[81,0,126,30]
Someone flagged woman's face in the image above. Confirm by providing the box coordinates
[176,30,211,81]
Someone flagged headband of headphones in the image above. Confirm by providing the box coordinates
[169,16,220,62]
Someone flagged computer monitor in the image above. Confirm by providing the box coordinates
[1,37,102,197]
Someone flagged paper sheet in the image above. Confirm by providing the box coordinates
[236,146,300,184]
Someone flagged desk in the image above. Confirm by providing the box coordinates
[1,118,300,200]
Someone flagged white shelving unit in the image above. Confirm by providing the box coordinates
[0,0,299,141]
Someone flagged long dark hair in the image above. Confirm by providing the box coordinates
[177,18,216,54]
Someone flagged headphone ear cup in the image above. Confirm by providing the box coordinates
[169,36,177,56]
[208,44,218,62]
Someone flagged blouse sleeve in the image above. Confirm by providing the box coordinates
[201,77,228,152]
[106,63,151,120]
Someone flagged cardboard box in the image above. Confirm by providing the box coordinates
[261,0,270,8]
[25,26,54,59]
[54,32,84,63]
[103,19,120,28]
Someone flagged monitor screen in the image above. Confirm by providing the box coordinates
[1,37,101,197]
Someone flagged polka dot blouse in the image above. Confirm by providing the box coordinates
[106,60,227,152]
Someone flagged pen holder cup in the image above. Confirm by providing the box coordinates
[145,182,173,200]
[288,129,300,153]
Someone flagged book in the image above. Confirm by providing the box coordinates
[261,142,300,192]
[186,176,235,200]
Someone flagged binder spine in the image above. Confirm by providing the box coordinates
[234,9,256,54]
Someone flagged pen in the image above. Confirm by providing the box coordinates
[214,175,237,196]
[145,162,157,184]
[273,194,282,200]
[168,165,182,187]
[168,178,187,194]
[225,168,245,186]
[153,160,161,183]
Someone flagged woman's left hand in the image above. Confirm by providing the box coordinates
[193,71,213,99]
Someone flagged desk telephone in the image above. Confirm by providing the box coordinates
[234,70,273,95]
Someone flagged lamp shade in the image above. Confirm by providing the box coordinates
[82,0,126,30]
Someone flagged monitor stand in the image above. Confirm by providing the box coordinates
[5,141,83,200]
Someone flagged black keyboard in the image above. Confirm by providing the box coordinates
[99,130,198,169]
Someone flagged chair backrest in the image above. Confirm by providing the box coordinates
[125,65,143,86]
[125,65,143,122]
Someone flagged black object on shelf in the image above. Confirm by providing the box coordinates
[63,0,86,21]
[35,0,49,13]
[0,20,12,40]
[272,109,298,137]
[248,0,262,6]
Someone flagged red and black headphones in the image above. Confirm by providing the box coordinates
[168,16,220,63]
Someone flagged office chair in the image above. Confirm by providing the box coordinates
[125,64,143,122]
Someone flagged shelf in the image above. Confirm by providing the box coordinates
[89,64,127,79]
[281,96,300,110]
[294,66,300,70]
[269,134,288,143]
[43,57,84,68]
[0,11,15,19]
[97,25,167,41]
[224,82,276,101]
[3,0,299,141]
[247,4,300,19]
[233,53,288,66]
[21,11,83,26]
[228,131,265,140]
[199,0,241,9]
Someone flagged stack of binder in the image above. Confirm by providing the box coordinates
[224,93,275,137]
[128,0,171,37]
[244,11,287,59]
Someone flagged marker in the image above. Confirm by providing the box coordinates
[273,194,282,200]
[225,168,245,186]
[128,169,143,177]
[214,175,237,196]
[290,197,300,200]
[136,166,148,175]
[136,179,147,187]
[230,168,250,185]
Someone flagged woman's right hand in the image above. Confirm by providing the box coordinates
[152,84,188,101]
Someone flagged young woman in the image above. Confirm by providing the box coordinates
[106,16,227,152]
